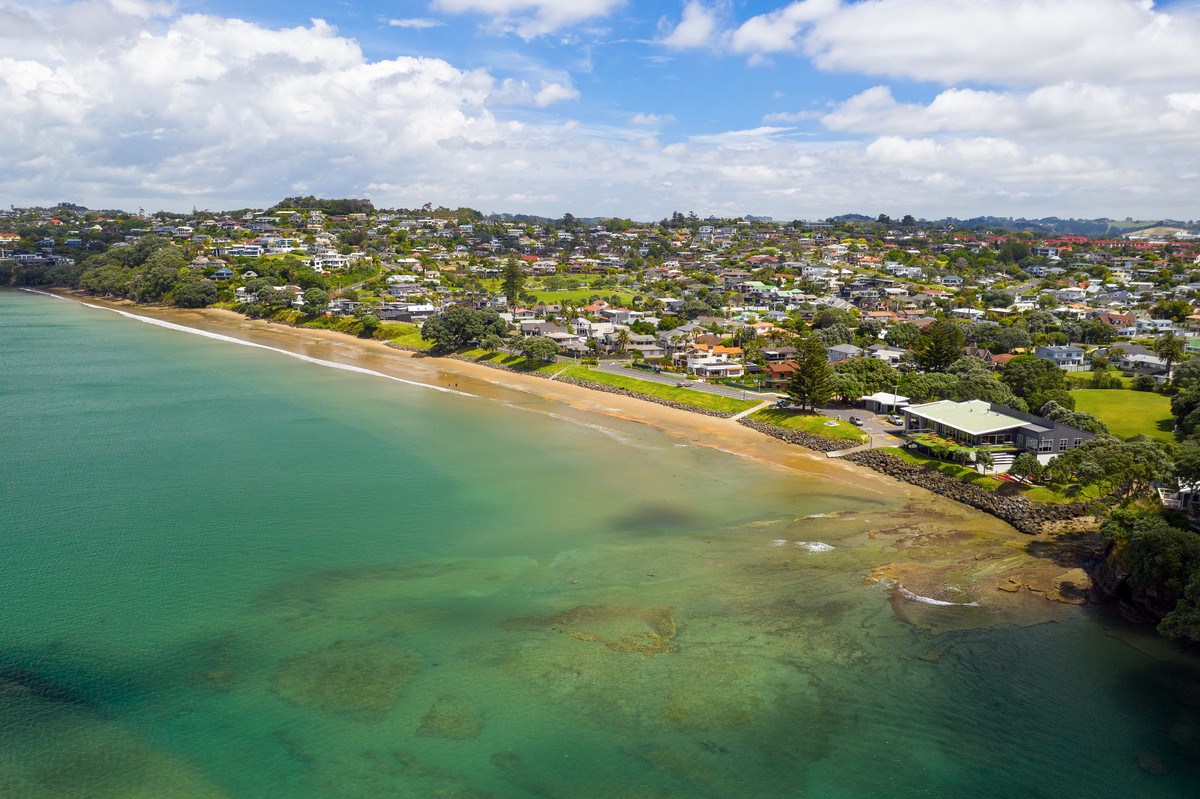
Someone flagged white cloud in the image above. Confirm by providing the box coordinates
[432,0,625,39]
[822,83,1200,144]
[489,78,579,106]
[533,82,580,107]
[762,110,820,123]
[631,112,674,125]
[665,0,1200,87]
[4,0,1200,221]
[388,18,444,29]
[657,1,723,49]
[730,0,837,54]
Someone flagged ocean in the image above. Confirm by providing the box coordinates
[3,288,1199,797]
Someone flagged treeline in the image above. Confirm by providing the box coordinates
[6,235,333,310]
[274,196,375,215]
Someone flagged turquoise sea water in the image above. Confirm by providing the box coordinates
[3,288,1200,797]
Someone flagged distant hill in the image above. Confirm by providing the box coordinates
[830,213,1200,237]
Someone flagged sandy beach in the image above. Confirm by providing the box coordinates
[41,290,1096,616]
[55,292,912,499]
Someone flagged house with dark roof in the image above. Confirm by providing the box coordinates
[902,399,1096,472]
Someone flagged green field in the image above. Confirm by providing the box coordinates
[1071,389,1174,442]
[560,366,757,414]
[748,408,867,442]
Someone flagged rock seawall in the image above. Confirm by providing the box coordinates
[735,418,847,453]
[843,450,1091,535]
[737,416,1092,535]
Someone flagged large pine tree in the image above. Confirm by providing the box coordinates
[915,320,965,372]
[785,334,834,411]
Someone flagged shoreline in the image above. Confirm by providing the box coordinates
[28,288,1102,613]
[42,289,902,497]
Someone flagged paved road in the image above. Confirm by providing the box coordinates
[594,360,775,402]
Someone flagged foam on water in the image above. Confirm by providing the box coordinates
[797,541,835,553]
[22,289,472,397]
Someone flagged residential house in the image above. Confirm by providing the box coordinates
[1034,345,1087,372]
[902,399,1096,471]
[827,343,864,363]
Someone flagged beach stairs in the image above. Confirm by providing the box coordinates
[826,441,874,458]
[985,451,1015,474]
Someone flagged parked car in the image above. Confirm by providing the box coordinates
[886,414,904,426]
[675,382,688,388]
[849,416,864,426]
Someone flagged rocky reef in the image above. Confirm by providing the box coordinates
[271,639,420,720]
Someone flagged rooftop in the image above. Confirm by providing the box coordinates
[905,399,1027,436]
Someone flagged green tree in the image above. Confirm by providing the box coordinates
[829,372,865,403]
[1001,355,1068,408]
[421,306,507,351]
[519,336,559,362]
[481,333,506,353]
[915,320,965,372]
[358,314,381,337]
[1008,451,1044,482]
[1155,332,1185,380]
[301,287,329,315]
[884,322,920,349]
[1172,359,1200,391]
[834,355,900,395]
[135,246,188,302]
[784,334,834,412]
[991,326,1031,354]
[172,278,216,308]
[1048,436,1171,502]
[258,286,296,308]
[502,260,525,307]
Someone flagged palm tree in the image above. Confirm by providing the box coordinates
[615,328,632,358]
[1155,332,1185,382]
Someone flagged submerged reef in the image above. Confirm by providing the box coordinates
[271,639,420,720]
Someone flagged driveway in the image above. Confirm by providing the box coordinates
[817,405,907,448]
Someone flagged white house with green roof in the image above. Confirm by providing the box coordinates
[902,399,1095,469]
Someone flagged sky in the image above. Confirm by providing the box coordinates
[4,0,1200,220]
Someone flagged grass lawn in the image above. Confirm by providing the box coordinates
[560,365,758,414]
[379,322,427,348]
[1071,389,1174,442]
[748,408,867,442]
[456,349,568,373]
[877,447,1102,504]
[878,447,1004,491]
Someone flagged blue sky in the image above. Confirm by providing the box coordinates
[4,1,1200,220]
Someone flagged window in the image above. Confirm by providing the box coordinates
[1039,439,1054,453]
[1060,439,1068,450]
[1074,438,1082,449]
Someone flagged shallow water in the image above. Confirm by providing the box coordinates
[3,289,1199,797]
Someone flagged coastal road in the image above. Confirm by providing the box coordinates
[594,360,775,402]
